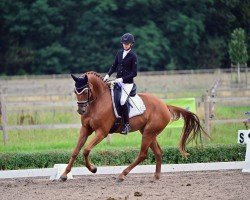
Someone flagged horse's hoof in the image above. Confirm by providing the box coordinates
[60,175,67,182]
[152,174,160,181]
[117,174,125,182]
[90,165,97,173]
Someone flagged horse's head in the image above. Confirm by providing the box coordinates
[71,74,92,115]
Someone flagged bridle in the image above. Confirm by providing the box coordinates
[74,79,110,114]
[74,83,96,111]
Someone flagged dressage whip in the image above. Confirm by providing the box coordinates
[117,82,142,113]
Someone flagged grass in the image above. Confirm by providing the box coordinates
[0,123,244,153]
[6,108,80,125]
[215,105,249,119]
[0,98,248,153]
[209,123,243,144]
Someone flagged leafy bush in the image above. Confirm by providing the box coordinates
[0,145,245,170]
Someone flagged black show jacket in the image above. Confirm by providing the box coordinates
[108,49,138,83]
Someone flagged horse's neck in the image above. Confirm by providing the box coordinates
[88,74,108,96]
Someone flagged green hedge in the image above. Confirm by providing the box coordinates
[0,145,246,170]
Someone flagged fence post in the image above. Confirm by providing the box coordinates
[204,91,211,135]
[204,78,221,135]
[0,93,8,145]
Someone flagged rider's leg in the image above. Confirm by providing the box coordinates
[120,83,134,105]
[121,104,131,134]
[120,83,133,134]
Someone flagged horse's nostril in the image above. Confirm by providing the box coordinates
[77,109,82,115]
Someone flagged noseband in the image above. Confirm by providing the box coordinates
[74,83,94,110]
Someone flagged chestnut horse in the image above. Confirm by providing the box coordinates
[60,71,208,181]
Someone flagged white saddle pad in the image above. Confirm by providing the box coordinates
[128,94,146,118]
[110,83,146,119]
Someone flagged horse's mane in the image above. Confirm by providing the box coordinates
[82,71,103,81]
[85,71,107,85]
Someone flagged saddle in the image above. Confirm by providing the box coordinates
[113,83,136,117]
[109,82,146,133]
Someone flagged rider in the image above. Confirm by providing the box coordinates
[103,33,138,134]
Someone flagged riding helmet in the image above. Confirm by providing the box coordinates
[121,33,135,44]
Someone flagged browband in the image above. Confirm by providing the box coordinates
[74,85,88,95]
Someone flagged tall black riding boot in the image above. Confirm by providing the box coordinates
[121,104,131,135]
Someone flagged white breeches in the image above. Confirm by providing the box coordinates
[119,83,134,105]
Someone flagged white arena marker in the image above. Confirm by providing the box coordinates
[238,130,250,173]
[49,164,73,180]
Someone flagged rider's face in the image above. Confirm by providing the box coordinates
[122,43,132,50]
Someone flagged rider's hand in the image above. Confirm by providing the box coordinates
[103,74,109,82]
[114,78,123,83]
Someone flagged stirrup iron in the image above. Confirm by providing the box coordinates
[121,124,131,135]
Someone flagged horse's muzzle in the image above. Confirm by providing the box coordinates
[77,109,83,115]
[77,106,87,115]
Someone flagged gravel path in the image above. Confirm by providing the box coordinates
[0,170,249,200]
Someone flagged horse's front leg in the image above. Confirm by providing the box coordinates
[60,126,91,181]
[83,129,106,173]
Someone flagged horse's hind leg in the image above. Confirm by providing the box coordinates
[118,130,156,181]
[150,140,163,180]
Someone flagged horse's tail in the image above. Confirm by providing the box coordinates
[167,105,209,157]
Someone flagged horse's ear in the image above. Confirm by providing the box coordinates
[71,74,78,82]
[85,75,88,81]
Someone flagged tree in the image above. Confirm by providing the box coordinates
[228,28,248,83]
[132,21,170,71]
[0,0,249,75]
[196,37,226,69]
